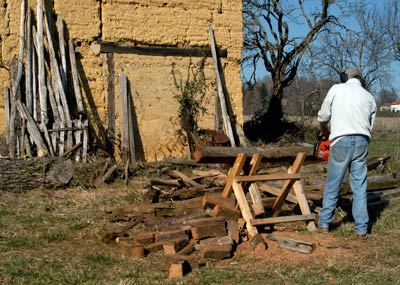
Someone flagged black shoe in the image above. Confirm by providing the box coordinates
[318,227,329,233]
[356,233,368,240]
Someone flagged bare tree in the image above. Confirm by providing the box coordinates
[377,88,399,106]
[379,0,400,62]
[242,0,339,141]
[243,0,338,102]
[314,1,396,93]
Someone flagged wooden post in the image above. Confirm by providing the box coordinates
[119,73,129,163]
[82,119,89,163]
[44,13,73,150]
[47,77,61,153]
[31,28,37,121]
[58,18,68,91]
[13,0,26,100]
[208,26,236,147]
[37,0,48,125]
[106,53,116,156]
[25,8,33,115]
[69,40,85,161]
[8,0,26,158]
[4,88,10,147]
[127,81,136,163]
[69,40,84,112]
[9,60,18,158]
[215,93,222,132]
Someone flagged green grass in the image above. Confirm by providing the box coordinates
[1,188,399,284]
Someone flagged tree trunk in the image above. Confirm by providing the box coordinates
[0,158,74,191]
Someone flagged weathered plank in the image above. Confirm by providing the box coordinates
[208,26,236,147]
[91,40,227,58]
[250,214,316,226]
[267,234,314,254]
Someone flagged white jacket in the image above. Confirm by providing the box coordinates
[318,78,377,143]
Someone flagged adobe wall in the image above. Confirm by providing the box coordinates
[0,0,243,161]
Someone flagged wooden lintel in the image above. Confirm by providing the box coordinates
[91,40,228,58]
[249,214,315,226]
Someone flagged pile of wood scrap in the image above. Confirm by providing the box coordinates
[145,168,227,202]
[102,196,243,278]
[100,151,400,279]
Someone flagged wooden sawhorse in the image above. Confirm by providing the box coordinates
[221,152,316,238]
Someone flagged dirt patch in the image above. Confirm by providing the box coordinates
[230,231,356,265]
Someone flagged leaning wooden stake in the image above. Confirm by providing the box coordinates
[4,88,10,146]
[16,101,48,156]
[69,39,85,161]
[25,8,33,115]
[37,0,48,125]
[119,73,129,163]
[44,13,73,150]
[9,0,27,158]
[58,18,68,91]
[208,26,236,147]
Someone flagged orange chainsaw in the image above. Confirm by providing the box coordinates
[313,132,331,161]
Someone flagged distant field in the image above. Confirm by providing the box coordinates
[288,115,400,171]
[370,116,400,171]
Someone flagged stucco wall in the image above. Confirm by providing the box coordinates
[0,0,243,160]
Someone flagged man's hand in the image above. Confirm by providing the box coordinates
[319,122,330,141]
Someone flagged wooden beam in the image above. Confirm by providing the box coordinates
[91,40,227,58]
[249,183,265,216]
[193,145,315,164]
[250,214,316,226]
[231,179,258,238]
[271,153,305,217]
[257,182,298,204]
[235,173,302,182]
[290,166,317,231]
[221,153,246,197]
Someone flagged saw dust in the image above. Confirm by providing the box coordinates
[233,231,356,265]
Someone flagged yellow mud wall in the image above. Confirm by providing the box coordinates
[0,0,243,161]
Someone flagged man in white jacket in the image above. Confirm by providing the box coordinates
[317,68,377,240]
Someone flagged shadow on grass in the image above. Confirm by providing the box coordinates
[331,194,390,234]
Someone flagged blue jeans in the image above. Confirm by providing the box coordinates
[318,135,369,234]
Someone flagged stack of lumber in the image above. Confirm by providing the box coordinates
[5,0,88,161]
